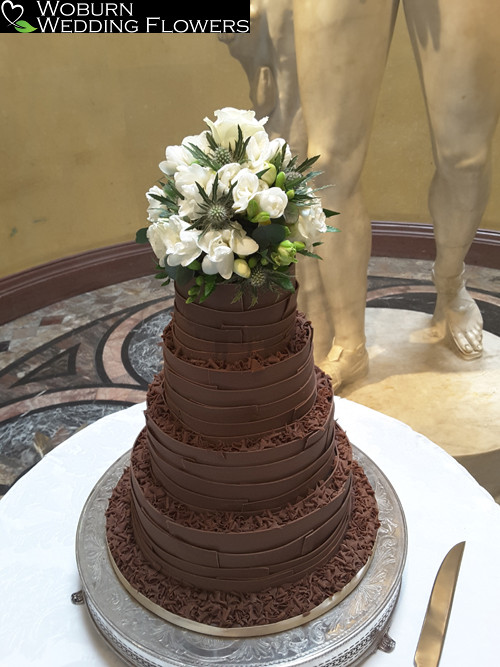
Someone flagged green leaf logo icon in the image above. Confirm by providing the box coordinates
[14,19,37,32]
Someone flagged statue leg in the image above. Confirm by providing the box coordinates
[292,0,400,388]
[404,0,500,358]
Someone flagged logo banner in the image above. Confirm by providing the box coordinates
[1,1,250,34]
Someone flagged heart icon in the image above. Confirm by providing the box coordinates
[1,0,24,27]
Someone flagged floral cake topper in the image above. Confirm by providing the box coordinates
[137,107,337,304]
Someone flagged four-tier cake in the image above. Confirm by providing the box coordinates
[104,108,380,632]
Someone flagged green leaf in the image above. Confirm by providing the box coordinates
[200,279,217,302]
[186,142,217,170]
[298,249,323,259]
[206,132,219,151]
[149,193,169,205]
[324,209,340,217]
[162,178,184,201]
[295,155,320,174]
[175,265,195,286]
[231,285,244,304]
[269,144,289,172]
[231,125,251,163]
[326,225,341,233]
[283,202,299,225]
[135,227,149,244]
[148,192,179,214]
[15,20,37,33]
[251,223,287,249]
[271,272,295,292]
[163,263,178,280]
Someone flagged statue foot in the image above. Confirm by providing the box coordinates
[432,265,483,360]
[319,342,369,392]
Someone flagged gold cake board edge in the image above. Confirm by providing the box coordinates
[107,544,374,638]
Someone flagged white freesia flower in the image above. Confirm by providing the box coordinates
[217,162,242,193]
[174,163,215,218]
[231,168,262,213]
[246,130,272,167]
[159,132,209,176]
[246,132,278,184]
[146,185,168,223]
[229,224,260,255]
[200,235,233,279]
[292,201,327,249]
[198,223,259,280]
[204,108,268,148]
[246,132,292,173]
[253,187,289,219]
[147,216,201,267]
[268,137,292,166]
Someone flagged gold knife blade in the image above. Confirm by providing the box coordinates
[414,541,465,667]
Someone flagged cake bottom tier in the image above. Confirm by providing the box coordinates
[106,428,379,630]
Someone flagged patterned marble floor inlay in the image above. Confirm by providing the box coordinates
[0,277,175,496]
[0,259,498,500]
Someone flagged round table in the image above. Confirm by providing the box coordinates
[1,399,499,666]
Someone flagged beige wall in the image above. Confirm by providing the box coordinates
[1,14,499,279]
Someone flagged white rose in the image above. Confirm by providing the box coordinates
[146,185,168,223]
[253,187,289,219]
[198,223,259,280]
[293,201,327,248]
[147,216,201,267]
[204,107,268,148]
[231,168,262,213]
[159,132,209,176]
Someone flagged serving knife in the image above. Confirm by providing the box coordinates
[414,541,465,667]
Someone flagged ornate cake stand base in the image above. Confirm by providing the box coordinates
[75,446,407,667]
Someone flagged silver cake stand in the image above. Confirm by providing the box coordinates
[74,445,407,667]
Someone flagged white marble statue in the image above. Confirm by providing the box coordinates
[221,0,500,389]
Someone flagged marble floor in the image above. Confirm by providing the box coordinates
[0,257,499,501]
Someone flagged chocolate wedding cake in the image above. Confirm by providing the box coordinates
[105,280,379,630]
[105,107,379,632]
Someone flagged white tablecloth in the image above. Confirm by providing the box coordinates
[1,399,499,666]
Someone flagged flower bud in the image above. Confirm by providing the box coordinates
[286,189,295,200]
[261,163,277,186]
[233,258,251,279]
[188,259,202,270]
[275,240,297,266]
[254,212,271,225]
[246,198,259,220]
[275,171,286,189]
